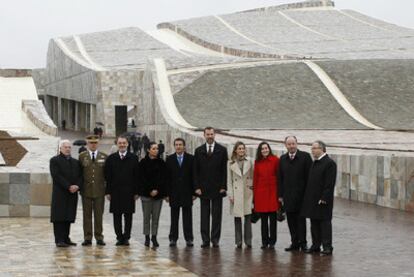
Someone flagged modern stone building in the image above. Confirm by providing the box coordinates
[41,0,414,212]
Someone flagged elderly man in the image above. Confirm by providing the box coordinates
[79,135,107,246]
[278,136,312,252]
[302,141,337,256]
[50,140,82,247]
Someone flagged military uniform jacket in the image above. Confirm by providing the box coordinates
[79,151,107,198]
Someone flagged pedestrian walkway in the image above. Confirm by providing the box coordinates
[0,198,413,276]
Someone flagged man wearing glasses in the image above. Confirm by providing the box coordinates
[302,140,337,256]
[79,135,108,246]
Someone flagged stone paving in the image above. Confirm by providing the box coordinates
[0,196,413,276]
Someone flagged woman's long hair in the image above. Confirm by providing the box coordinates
[255,141,274,161]
[230,141,246,164]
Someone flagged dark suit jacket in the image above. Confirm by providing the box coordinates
[301,154,337,220]
[166,152,195,207]
[138,156,167,200]
[104,152,140,214]
[278,150,312,213]
[193,142,228,199]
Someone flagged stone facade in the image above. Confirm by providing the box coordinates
[0,172,51,217]
[22,100,58,136]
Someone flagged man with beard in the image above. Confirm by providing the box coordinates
[104,135,140,246]
[194,127,228,248]
[302,141,337,256]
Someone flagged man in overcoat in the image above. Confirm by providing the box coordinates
[302,140,337,256]
[79,135,107,246]
[104,135,140,246]
[193,127,228,248]
[50,140,82,247]
[165,138,195,247]
[278,136,312,251]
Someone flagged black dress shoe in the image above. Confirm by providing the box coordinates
[65,240,77,246]
[261,244,268,249]
[96,240,106,246]
[115,240,124,246]
[304,246,321,254]
[169,241,177,247]
[144,235,150,247]
[123,240,130,246]
[186,241,194,247]
[151,235,159,248]
[299,245,309,252]
[56,242,69,248]
[321,247,333,256]
[201,242,210,248]
[284,244,300,251]
[212,243,219,248]
[236,244,242,249]
[81,240,92,246]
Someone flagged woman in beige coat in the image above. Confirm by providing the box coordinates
[227,141,254,248]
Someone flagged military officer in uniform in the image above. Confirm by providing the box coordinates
[79,135,108,246]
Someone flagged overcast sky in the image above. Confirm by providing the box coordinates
[0,0,413,68]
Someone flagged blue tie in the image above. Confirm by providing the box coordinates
[178,155,183,167]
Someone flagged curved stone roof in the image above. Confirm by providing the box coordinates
[158,7,414,59]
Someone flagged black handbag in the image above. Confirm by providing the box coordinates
[251,209,260,223]
[276,204,286,222]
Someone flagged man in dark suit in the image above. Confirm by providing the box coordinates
[278,136,312,252]
[104,135,140,246]
[194,127,228,248]
[49,140,82,247]
[302,140,337,256]
[166,138,195,247]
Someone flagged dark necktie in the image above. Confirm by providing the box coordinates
[178,155,183,167]
[92,152,95,162]
[208,145,212,156]
[121,154,124,160]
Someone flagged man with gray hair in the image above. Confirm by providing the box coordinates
[302,140,337,256]
[50,140,82,247]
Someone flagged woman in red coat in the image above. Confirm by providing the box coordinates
[253,142,280,249]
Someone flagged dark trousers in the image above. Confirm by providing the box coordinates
[310,219,332,249]
[260,212,277,246]
[234,215,252,246]
[286,211,307,246]
[169,206,193,242]
[53,222,71,243]
[200,197,223,244]
[113,213,133,241]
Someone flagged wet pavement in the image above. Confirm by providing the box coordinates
[0,197,413,276]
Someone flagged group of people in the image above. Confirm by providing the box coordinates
[49,127,337,256]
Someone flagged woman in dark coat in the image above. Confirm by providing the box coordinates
[104,136,140,246]
[139,142,168,248]
[253,142,280,249]
[50,140,82,247]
